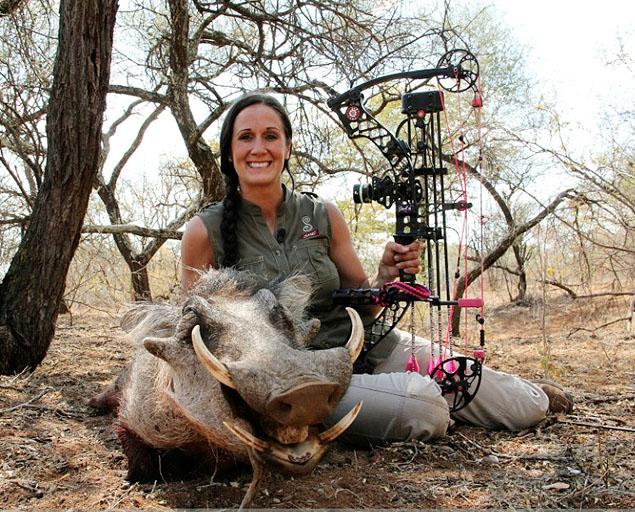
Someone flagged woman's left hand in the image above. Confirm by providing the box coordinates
[376,240,422,285]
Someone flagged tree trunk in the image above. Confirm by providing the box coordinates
[511,244,527,302]
[450,189,574,336]
[96,184,154,301]
[130,259,152,301]
[167,0,224,203]
[0,0,119,374]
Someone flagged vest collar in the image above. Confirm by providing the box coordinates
[240,184,292,217]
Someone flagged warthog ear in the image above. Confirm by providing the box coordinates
[144,336,182,364]
[273,274,313,320]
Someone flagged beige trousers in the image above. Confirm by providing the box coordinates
[326,329,549,445]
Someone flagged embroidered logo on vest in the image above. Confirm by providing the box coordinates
[300,215,319,239]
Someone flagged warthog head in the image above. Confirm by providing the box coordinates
[118,268,363,505]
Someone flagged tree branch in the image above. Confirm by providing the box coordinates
[108,84,167,104]
[0,0,24,16]
[82,224,182,239]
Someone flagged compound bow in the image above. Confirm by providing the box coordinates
[328,49,485,412]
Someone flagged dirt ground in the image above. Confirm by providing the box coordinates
[1,295,634,510]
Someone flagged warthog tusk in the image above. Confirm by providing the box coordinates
[224,421,270,453]
[225,402,362,470]
[344,307,364,363]
[240,448,264,510]
[318,401,363,443]
[191,325,237,390]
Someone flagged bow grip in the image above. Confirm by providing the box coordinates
[394,234,416,283]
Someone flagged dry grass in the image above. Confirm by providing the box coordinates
[1,296,634,509]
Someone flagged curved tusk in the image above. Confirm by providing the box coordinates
[223,421,270,453]
[344,307,365,363]
[318,401,363,443]
[191,325,237,390]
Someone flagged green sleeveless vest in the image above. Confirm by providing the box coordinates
[196,187,398,363]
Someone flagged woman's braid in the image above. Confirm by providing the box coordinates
[220,172,241,267]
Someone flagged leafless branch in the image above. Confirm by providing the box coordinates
[82,223,182,239]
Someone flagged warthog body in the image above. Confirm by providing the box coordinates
[103,268,363,507]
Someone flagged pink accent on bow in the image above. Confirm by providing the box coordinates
[406,353,420,373]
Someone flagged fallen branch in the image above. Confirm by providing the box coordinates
[0,389,50,414]
[582,393,635,404]
[0,383,24,391]
[18,403,83,418]
[568,316,632,337]
[557,418,635,433]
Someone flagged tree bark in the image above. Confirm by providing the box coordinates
[167,0,224,203]
[0,0,119,374]
[511,244,528,302]
[0,0,24,16]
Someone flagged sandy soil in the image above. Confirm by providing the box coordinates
[1,295,634,509]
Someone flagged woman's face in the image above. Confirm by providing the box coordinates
[230,103,291,191]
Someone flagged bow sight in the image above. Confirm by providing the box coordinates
[328,49,485,412]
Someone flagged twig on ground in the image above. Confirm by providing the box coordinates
[18,404,83,418]
[7,479,40,493]
[582,393,635,404]
[0,383,24,391]
[568,316,631,337]
[456,432,496,455]
[106,482,139,509]
[557,418,635,433]
[0,368,34,388]
[456,432,569,461]
[568,413,629,425]
[334,486,363,504]
[0,389,51,414]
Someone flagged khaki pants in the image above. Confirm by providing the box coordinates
[326,329,549,445]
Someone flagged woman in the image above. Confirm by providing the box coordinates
[181,92,571,445]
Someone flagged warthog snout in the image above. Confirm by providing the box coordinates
[266,381,339,426]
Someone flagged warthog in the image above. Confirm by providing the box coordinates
[94,268,363,507]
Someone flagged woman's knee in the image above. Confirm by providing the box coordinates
[401,372,450,440]
[327,372,450,445]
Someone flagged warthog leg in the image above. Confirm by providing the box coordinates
[88,364,131,414]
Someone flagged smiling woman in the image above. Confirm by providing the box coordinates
[230,103,292,196]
